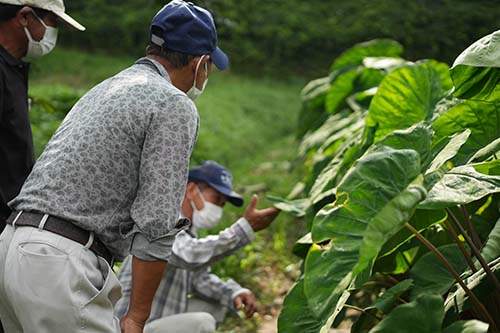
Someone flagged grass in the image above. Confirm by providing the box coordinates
[29,48,307,332]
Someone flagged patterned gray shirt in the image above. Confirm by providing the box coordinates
[10,58,199,260]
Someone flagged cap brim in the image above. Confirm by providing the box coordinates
[210,47,229,70]
[209,183,244,207]
[54,11,85,31]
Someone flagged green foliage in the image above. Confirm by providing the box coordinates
[366,61,452,142]
[29,85,84,156]
[274,32,500,332]
[481,218,500,263]
[369,294,445,333]
[409,244,469,299]
[59,0,500,78]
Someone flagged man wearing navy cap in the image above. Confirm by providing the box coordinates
[115,161,280,333]
[0,1,234,333]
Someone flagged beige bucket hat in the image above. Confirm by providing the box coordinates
[1,0,85,31]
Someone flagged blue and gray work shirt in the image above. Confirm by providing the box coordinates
[10,58,199,261]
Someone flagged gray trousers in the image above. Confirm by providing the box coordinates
[144,297,228,333]
[0,224,122,332]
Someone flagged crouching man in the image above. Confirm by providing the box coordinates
[115,161,280,333]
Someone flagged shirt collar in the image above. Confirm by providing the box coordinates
[135,57,172,83]
[0,45,26,67]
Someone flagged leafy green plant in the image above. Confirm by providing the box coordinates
[273,31,500,332]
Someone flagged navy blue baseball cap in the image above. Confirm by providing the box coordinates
[188,161,244,207]
[150,0,229,70]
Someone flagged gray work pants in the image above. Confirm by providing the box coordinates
[144,297,228,333]
[0,224,122,332]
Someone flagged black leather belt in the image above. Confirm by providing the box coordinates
[6,211,114,266]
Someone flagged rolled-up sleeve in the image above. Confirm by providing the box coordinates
[168,218,255,269]
[129,94,199,261]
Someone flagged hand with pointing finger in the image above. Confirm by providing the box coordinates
[243,194,280,232]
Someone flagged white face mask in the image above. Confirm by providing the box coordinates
[24,11,58,58]
[186,55,208,101]
[190,186,223,230]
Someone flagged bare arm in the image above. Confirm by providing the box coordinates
[120,256,167,332]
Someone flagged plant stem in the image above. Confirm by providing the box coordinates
[385,275,400,286]
[404,222,499,332]
[343,304,382,321]
[446,208,500,293]
[444,219,477,273]
[460,205,482,249]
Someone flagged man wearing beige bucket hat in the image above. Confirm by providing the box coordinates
[0,0,85,239]
[0,2,84,332]
[0,0,85,235]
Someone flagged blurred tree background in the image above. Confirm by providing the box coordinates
[59,0,499,77]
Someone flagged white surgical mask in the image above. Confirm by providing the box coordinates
[190,186,223,230]
[24,11,58,58]
[186,55,208,101]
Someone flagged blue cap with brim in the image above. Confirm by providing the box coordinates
[188,161,243,207]
[150,0,229,70]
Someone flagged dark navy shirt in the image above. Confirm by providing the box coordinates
[0,46,33,229]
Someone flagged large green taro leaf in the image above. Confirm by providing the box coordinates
[266,196,310,217]
[472,159,500,176]
[379,209,447,258]
[277,276,351,333]
[292,233,313,259]
[304,244,357,318]
[451,29,500,102]
[426,130,471,175]
[312,146,423,243]
[277,277,323,333]
[468,137,500,164]
[298,76,331,139]
[451,66,500,102]
[368,294,444,333]
[410,244,469,299]
[325,69,359,114]
[432,100,500,164]
[315,118,365,159]
[331,39,403,72]
[307,130,367,204]
[442,320,489,333]
[326,65,390,115]
[375,123,433,169]
[299,110,363,158]
[419,164,500,209]
[306,146,426,317]
[366,61,452,142]
[480,217,500,263]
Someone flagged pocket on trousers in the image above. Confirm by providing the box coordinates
[84,256,121,307]
[18,241,69,259]
[80,257,122,332]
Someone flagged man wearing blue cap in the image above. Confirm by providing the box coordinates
[0,1,234,333]
[115,161,280,333]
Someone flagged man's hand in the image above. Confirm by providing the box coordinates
[120,315,145,333]
[243,195,280,232]
[234,291,257,318]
